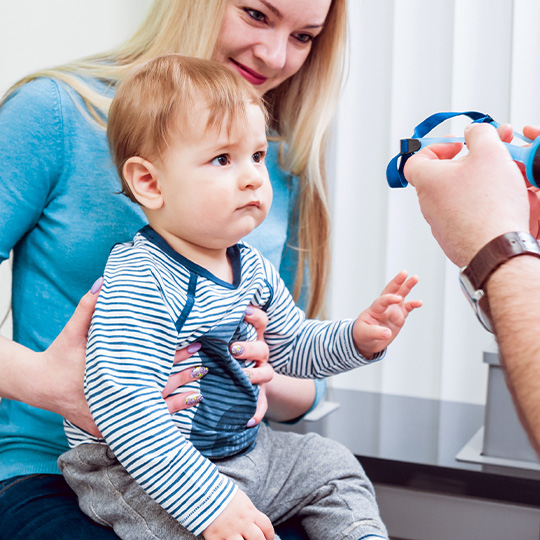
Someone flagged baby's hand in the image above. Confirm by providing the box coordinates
[202,489,274,540]
[352,271,422,358]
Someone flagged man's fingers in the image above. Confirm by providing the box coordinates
[464,123,507,155]
[523,125,540,140]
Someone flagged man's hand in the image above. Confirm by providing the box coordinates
[404,123,529,267]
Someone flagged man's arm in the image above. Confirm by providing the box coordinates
[486,256,540,454]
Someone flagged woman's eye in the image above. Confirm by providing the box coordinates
[211,155,230,166]
[294,33,314,44]
[244,8,266,23]
[252,151,265,163]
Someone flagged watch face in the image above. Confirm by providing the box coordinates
[459,276,493,333]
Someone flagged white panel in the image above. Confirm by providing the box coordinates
[511,0,540,126]
[0,0,152,337]
[0,0,152,94]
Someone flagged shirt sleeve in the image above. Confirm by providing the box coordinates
[261,257,385,378]
[86,259,236,534]
[0,79,64,261]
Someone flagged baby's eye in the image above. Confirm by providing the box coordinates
[252,151,265,164]
[211,154,230,166]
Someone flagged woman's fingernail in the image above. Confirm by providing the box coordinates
[191,366,208,379]
[231,344,244,357]
[185,393,203,406]
[90,277,104,294]
[187,342,202,354]
[245,305,254,315]
[246,418,257,428]
[243,369,253,380]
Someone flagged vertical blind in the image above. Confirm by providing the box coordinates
[329,0,540,404]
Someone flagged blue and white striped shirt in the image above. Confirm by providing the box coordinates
[64,225,382,534]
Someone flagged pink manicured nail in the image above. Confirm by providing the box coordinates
[246,418,257,428]
[245,305,254,315]
[185,393,203,406]
[90,277,104,294]
[187,342,201,354]
[191,366,208,379]
[231,344,244,356]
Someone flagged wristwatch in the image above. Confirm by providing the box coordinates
[459,231,540,332]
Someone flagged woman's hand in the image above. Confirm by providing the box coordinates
[39,278,206,437]
[230,306,274,428]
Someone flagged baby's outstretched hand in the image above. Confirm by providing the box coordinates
[352,271,422,358]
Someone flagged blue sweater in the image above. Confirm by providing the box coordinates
[0,77,316,481]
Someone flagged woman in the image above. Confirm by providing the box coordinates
[0,0,347,538]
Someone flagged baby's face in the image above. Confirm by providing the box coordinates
[155,103,272,251]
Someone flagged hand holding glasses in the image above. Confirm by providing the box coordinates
[387,111,540,189]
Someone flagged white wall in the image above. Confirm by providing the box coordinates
[0,0,152,337]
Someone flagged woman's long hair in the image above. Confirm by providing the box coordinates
[1,0,347,318]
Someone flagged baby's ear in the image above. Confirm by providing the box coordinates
[123,157,163,209]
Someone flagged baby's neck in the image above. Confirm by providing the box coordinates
[152,226,234,283]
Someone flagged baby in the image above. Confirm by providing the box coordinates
[59,54,421,540]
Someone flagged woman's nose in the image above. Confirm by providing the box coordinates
[253,31,287,71]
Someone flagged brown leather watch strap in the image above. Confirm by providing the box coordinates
[463,231,540,290]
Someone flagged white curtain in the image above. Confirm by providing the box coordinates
[329,0,540,404]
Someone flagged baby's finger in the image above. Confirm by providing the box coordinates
[162,365,208,398]
[244,362,274,385]
[405,299,423,312]
[381,270,408,295]
[396,275,420,298]
[172,342,201,364]
[164,391,203,415]
[371,293,403,314]
[230,340,269,365]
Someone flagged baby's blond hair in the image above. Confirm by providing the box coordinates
[107,54,266,203]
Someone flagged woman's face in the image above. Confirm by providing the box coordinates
[213,0,332,96]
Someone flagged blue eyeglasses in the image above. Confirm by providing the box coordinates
[386,111,540,189]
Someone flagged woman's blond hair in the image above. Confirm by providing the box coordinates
[2,0,347,318]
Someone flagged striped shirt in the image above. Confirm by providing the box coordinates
[64,225,383,534]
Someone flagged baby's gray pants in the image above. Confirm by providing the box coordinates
[58,423,388,540]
